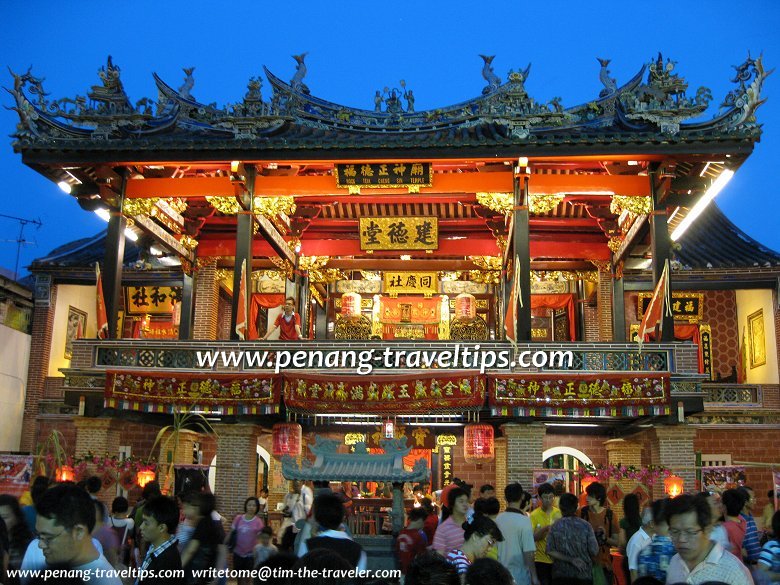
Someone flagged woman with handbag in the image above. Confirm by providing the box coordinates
[228,497,264,585]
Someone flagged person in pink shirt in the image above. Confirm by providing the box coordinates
[229,497,264,585]
[721,489,747,559]
[432,487,470,555]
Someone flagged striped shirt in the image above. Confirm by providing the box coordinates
[446,549,471,575]
[758,539,780,572]
[432,517,465,556]
[740,513,761,562]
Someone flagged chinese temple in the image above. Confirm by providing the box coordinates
[6,53,780,536]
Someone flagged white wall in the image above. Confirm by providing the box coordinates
[736,289,779,384]
[0,324,30,450]
[49,284,97,377]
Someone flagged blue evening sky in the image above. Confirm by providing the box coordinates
[1,0,778,278]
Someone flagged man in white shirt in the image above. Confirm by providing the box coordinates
[626,506,653,581]
[30,483,121,585]
[495,482,539,585]
[664,493,753,585]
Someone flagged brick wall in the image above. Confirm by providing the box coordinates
[214,424,260,520]
[543,434,609,467]
[584,303,599,342]
[494,437,507,510]
[502,424,545,490]
[43,377,65,400]
[652,426,697,500]
[22,285,58,451]
[216,290,232,340]
[597,270,613,341]
[193,258,219,340]
[764,385,780,409]
[694,428,780,527]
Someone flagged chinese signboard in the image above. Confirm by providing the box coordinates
[638,292,703,322]
[383,272,439,296]
[360,217,438,251]
[105,370,279,415]
[437,435,457,486]
[489,373,670,417]
[336,163,432,189]
[283,371,485,414]
[126,286,182,315]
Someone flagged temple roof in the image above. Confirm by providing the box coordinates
[8,53,768,158]
[281,436,430,482]
[675,204,780,270]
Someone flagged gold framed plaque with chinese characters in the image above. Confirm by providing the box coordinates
[359,217,438,251]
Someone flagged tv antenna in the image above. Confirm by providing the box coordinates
[0,213,42,281]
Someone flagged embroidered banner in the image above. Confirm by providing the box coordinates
[283,371,485,413]
[489,373,670,417]
[105,370,279,415]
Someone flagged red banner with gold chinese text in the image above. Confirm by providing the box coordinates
[380,297,441,324]
[489,373,670,417]
[105,370,279,415]
[283,371,484,413]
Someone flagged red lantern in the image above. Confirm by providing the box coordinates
[56,465,75,482]
[664,474,684,497]
[136,469,156,488]
[272,423,302,458]
[463,424,494,463]
[455,294,476,320]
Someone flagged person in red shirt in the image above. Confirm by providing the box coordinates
[262,297,305,340]
[396,508,429,576]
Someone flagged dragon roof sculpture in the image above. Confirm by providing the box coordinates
[7,53,769,153]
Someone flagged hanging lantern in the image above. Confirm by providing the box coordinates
[56,465,75,482]
[664,474,684,497]
[136,469,156,488]
[455,294,476,321]
[383,419,395,439]
[272,423,302,458]
[463,424,494,463]
[341,293,362,319]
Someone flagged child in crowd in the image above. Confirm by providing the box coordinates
[253,526,278,568]
[396,508,430,580]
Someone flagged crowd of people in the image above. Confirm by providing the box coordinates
[0,475,778,585]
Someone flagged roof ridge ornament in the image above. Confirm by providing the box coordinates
[619,52,713,135]
[597,58,618,97]
[178,67,195,100]
[479,54,502,94]
[290,53,310,95]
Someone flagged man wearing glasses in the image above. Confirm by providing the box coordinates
[28,484,121,585]
[665,493,753,585]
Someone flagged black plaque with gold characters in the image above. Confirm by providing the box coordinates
[336,163,432,189]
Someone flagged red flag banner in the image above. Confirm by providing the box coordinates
[235,259,248,340]
[96,263,109,339]
[283,371,485,413]
[104,370,280,415]
[637,260,671,350]
[489,372,670,417]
